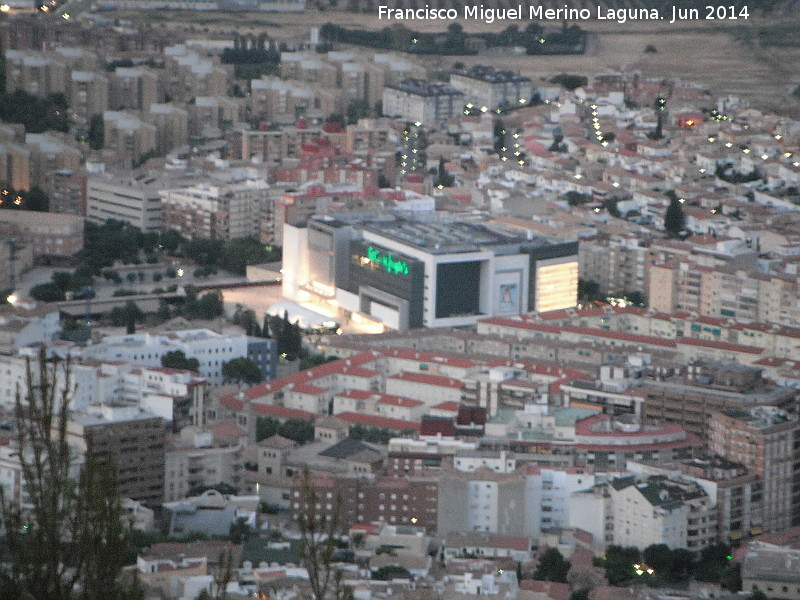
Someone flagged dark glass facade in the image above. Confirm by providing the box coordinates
[346,240,425,328]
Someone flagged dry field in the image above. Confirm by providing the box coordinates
[131,8,800,110]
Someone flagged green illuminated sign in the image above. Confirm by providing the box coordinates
[366,246,409,275]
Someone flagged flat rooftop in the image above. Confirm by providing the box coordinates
[361,214,551,254]
[387,78,463,97]
[453,65,531,84]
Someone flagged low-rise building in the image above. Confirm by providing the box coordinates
[742,542,800,600]
[87,174,163,231]
[0,209,84,258]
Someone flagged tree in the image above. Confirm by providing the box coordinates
[0,348,131,600]
[125,311,136,334]
[228,517,253,545]
[277,419,315,445]
[221,358,263,385]
[533,548,570,583]
[549,73,588,91]
[603,545,641,586]
[493,119,506,152]
[161,350,200,372]
[570,590,590,600]
[256,417,280,442]
[435,156,454,187]
[88,114,104,150]
[664,194,686,237]
[648,111,665,140]
[296,468,354,600]
[29,283,66,302]
[372,565,411,580]
[643,544,673,578]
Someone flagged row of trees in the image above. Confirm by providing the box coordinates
[0,183,50,212]
[255,416,315,444]
[232,307,304,358]
[599,543,740,589]
[0,90,69,134]
[183,238,281,276]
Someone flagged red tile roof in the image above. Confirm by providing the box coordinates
[431,401,460,412]
[388,371,465,389]
[335,412,420,432]
[377,395,424,408]
[290,383,328,395]
[677,337,764,354]
[380,348,477,369]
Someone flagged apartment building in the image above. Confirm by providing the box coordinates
[437,458,526,536]
[0,142,31,190]
[710,407,800,532]
[4,49,68,96]
[188,96,243,138]
[103,111,158,167]
[382,79,464,125]
[109,67,160,111]
[578,232,649,297]
[640,363,797,443]
[164,45,228,103]
[160,177,268,240]
[648,259,800,328]
[146,103,189,155]
[449,65,534,111]
[0,209,84,258]
[69,71,109,129]
[289,472,439,533]
[628,458,763,544]
[608,475,716,551]
[47,169,88,216]
[24,133,82,189]
[67,404,166,504]
[164,423,248,502]
[249,77,337,124]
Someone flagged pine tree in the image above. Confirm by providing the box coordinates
[436,156,454,187]
[664,196,686,237]
[261,313,271,338]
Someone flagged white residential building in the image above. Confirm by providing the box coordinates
[87,174,163,231]
[83,329,249,385]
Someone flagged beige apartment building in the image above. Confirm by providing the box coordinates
[160,178,268,240]
[164,46,228,103]
[147,103,189,155]
[110,67,159,111]
[0,142,31,191]
[24,133,82,190]
[710,407,800,533]
[69,71,109,128]
[4,49,68,97]
[188,96,243,138]
[648,260,800,327]
[0,204,84,258]
[249,76,337,125]
[103,111,158,167]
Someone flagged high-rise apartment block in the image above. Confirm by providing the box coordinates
[710,407,800,531]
